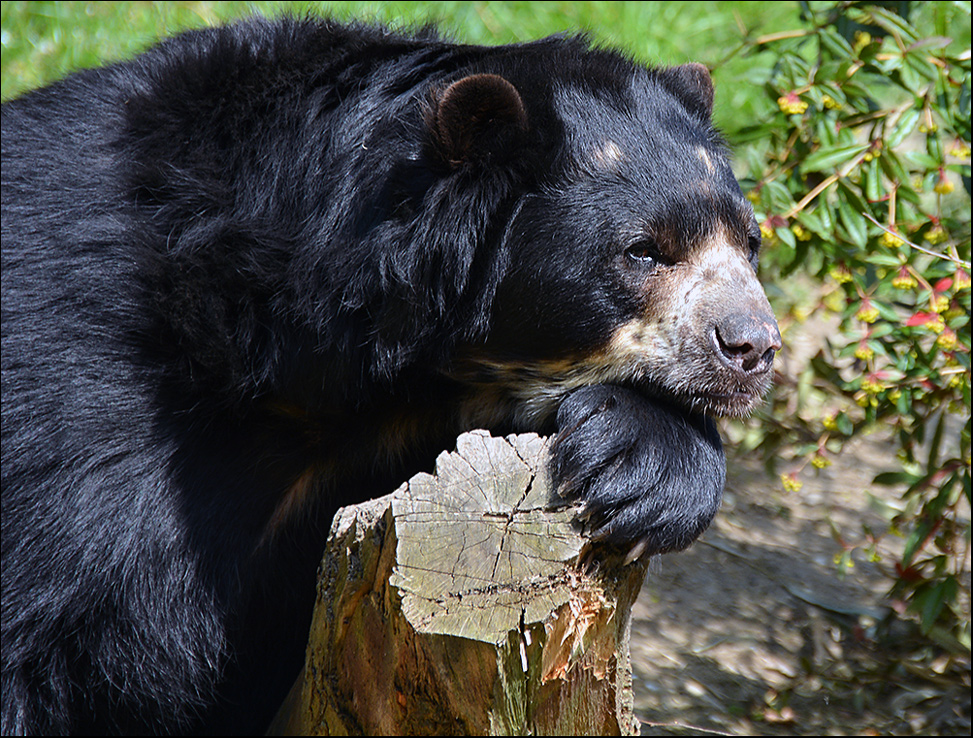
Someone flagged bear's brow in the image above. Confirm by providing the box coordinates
[640,206,752,260]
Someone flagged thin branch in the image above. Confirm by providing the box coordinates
[861,212,970,267]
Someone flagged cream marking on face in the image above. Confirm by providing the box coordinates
[454,229,775,428]
[691,232,767,305]
[592,139,625,170]
[696,145,715,174]
[455,320,674,429]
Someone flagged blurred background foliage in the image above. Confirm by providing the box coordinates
[2,0,970,723]
[732,0,970,659]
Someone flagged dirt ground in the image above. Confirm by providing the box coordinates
[628,433,971,736]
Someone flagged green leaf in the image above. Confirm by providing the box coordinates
[905,150,941,170]
[906,37,954,53]
[897,186,922,206]
[874,300,900,322]
[843,79,878,106]
[816,200,836,235]
[863,158,885,202]
[866,6,920,44]
[928,410,947,469]
[775,224,797,249]
[838,198,868,247]
[902,517,934,565]
[880,150,913,188]
[764,180,795,211]
[904,49,943,85]
[874,471,919,486]
[815,116,839,147]
[837,179,869,214]
[819,27,854,59]
[919,577,958,635]
[887,106,921,149]
[796,209,828,238]
[898,56,921,91]
[799,144,870,174]
[732,122,781,145]
[870,253,904,266]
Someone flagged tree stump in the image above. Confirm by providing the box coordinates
[269,431,649,736]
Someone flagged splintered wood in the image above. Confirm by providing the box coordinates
[270,431,648,736]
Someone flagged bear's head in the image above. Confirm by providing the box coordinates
[427,60,780,430]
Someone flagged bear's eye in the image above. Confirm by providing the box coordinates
[747,234,761,272]
[624,241,665,267]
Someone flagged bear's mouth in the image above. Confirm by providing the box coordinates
[448,350,772,430]
[616,377,766,420]
[684,388,764,418]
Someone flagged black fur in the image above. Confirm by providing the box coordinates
[551,386,725,554]
[1,16,772,735]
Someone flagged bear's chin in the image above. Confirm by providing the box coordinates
[618,377,769,421]
[689,390,766,419]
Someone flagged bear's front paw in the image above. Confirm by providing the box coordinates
[550,384,725,560]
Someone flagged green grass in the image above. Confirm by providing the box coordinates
[1,1,802,129]
[2,2,967,142]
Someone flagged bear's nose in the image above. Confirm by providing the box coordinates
[714,313,781,374]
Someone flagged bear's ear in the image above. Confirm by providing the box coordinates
[426,73,528,168]
[659,63,715,120]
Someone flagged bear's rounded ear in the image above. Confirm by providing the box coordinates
[426,73,528,168]
[660,63,715,120]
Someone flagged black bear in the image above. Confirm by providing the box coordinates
[1,16,780,735]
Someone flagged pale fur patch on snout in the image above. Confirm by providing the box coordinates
[454,232,774,428]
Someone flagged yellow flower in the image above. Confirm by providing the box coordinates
[811,454,832,469]
[861,377,885,394]
[954,269,971,291]
[778,93,808,115]
[932,294,950,314]
[833,552,855,569]
[791,224,812,241]
[822,413,839,431]
[853,30,872,53]
[759,222,775,241]
[934,171,955,195]
[948,140,971,159]
[854,343,874,361]
[821,94,839,110]
[879,230,904,249]
[936,329,957,351]
[857,304,879,324]
[780,473,803,492]
[926,315,946,334]
[892,268,917,290]
[829,264,852,284]
[925,225,947,245]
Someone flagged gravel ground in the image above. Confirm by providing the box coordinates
[628,433,971,736]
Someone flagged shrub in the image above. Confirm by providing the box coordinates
[733,1,970,653]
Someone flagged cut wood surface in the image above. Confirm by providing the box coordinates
[270,430,649,736]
